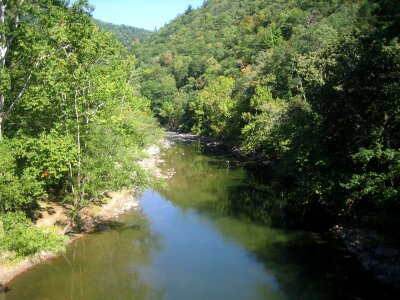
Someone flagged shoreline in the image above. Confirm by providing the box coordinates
[332,225,400,291]
[0,190,139,287]
[0,137,169,287]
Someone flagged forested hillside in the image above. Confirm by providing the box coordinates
[0,0,160,259]
[94,19,153,46]
[133,0,400,237]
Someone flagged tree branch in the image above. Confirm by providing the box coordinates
[4,45,72,117]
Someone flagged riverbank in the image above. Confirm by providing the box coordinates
[0,190,138,286]
[0,138,168,287]
[332,225,400,290]
[137,132,193,179]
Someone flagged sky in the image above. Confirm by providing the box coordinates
[89,0,205,31]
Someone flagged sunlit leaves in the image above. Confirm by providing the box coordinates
[0,140,45,212]
[240,85,288,156]
[0,212,66,259]
[191,76,235,139]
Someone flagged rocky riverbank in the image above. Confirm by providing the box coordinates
[332,225,400,291]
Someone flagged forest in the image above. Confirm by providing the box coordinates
[0,0,399,264]
[0,0,160,259]
[131,0,400,241]
[94,19,152,46]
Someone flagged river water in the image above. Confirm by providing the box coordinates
[1,139,396,299]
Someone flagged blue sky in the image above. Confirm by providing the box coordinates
[89,0,205,31]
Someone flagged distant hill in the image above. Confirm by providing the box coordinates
[94,19,153,46]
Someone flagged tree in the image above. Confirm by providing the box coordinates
[0,0,69,139]
[0,140,44,212]
[191,76,235,139]
[240,85,288,156]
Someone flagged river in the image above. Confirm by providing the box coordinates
[1,138,396,299]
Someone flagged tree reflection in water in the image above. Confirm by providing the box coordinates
[3,210,164,300]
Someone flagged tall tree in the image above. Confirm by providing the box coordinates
[0,0,66,138]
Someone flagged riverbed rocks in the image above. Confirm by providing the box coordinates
[138,133,176,179]
[332,225,400,290]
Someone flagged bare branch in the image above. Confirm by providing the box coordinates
[4,45,70,116]
[87,103,104,117]
[4,72,33,116]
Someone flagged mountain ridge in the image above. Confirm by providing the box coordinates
[94,18,153,46]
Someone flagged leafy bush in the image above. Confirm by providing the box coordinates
[0,212,66,259]
[0,141,45,212]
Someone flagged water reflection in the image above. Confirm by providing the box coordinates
[139,190,287,300]
[156,141,395,299]
[3,211,164,300]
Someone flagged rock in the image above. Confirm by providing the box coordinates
[331,225,400,290]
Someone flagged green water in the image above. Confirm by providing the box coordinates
[1,140,396,299]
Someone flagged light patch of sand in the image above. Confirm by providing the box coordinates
[138,137,173,179]
[35,201,68,228]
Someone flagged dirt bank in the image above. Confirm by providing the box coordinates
[0,136,169,286]
[0,190,138,286]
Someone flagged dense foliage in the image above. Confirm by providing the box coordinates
[0,0,161,258]
[94,19,153,46]
[0,212,67,259]
[133,0,400,236]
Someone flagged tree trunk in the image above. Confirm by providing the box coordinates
[0,2,7,140]
[74,89,84,218]
[0,96,4,140]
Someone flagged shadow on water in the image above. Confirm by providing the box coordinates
[157,140,398,299]
[159,139,331,229]
[251,233,397,299]
[0,285,10,300]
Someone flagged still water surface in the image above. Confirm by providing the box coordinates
[2,140,395,299]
